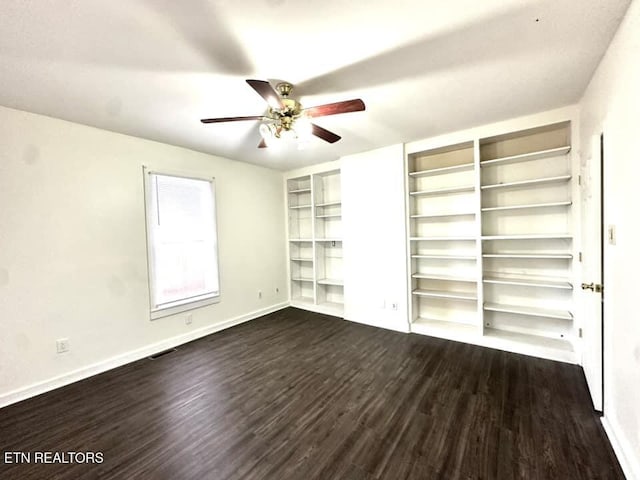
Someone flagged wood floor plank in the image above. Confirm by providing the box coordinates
[0,308,625,479]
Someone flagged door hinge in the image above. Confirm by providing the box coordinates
[581,282,603,293]
[579,252,582,262]
[579,328,583,338]
[578,175,582,186]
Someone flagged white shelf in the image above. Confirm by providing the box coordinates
[484,302,572,320]
[290,257,313,262]
[288,188,311,194]
[484,329,573,358]
[316,201,341,207]
[482,234,572,240]
[291,277,314,283]
[482,253,573,259]
[409,162,475,177]
[291,296,314,304]
[316,214,341,218]
[317,278,344,286]
[289,204,312,210]
[412,273,476,282]
[412,317,478,337]
[483,275,572,289]
[412,254,476,260]
[318,300,343,308]
[413,289,477,300]
[316,238,342,242]
[480,146,571,167]
[410,185,475,196]
[411,212,475,219]
[411,236,476,242]
[481,175,571,190]
[481,201,572,212]
[289,238,313,242]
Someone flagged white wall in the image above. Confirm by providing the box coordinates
[341,145,409,332]
[0,105,288,406]
[579,0,640,477]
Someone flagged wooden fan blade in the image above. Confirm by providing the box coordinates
[200,116,264,124]
[246,79,284,110]
[258,138,268,148]
[311,123,341,143]
[304,99,365,118]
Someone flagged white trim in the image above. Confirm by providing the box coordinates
[601,416,640,480]
[150,294,220,320]
[0,302,288,409]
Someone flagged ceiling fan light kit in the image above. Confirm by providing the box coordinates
[201,79,365,149]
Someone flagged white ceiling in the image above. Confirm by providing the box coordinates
[0,0,631,170]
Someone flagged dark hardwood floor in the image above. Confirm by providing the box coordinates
[0,308,624,479]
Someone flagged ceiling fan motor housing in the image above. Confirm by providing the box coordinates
[270,97,302,131]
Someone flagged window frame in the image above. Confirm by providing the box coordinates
[143,167,221,320]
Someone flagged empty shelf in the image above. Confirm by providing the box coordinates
[317,278,344,286]
[316,238,342,242]
[484,329,573,354]
[318,300,344,309]
[480,146,571,167]
[412,317,478,336]
[410,162,475,177]
[316,214,342,218]
[410,185,475,196]
[483,275,572,289]
[484,302,572,320]
[411,212,476,219]
[316,201,341,207]
[289,204,312,209]
[291,277,314,283]
[481,201,572,212]
[288,188,311,194]
[412,254,476,260]
[411,236,476,241]
[290,257,313,262]
[292,296,314,303]
[481,175,571,190]
[482,234,572,240]
[289,238,313,242]
[412,273,476,282]
[482,253,573,259]
[413,289,477,300]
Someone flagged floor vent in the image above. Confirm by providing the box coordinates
[148,348,177,360]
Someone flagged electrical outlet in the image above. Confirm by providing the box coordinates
[56,338,69,354]
[185,314,193,325]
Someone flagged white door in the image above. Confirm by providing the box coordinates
[579,133,604,411]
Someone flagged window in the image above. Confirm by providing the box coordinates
[144,169,220,319]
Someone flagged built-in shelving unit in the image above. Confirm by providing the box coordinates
[286,169,344,317]
[406,120,577,363]
[480,121,575,361]
[407,141,480,336]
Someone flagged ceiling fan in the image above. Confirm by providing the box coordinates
[200,80,365,148]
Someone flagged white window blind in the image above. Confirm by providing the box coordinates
[145,170,220,319]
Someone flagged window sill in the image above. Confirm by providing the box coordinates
[150,295,220,320]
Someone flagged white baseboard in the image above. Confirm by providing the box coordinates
[0,302,288,409]
[602,415,640,480]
